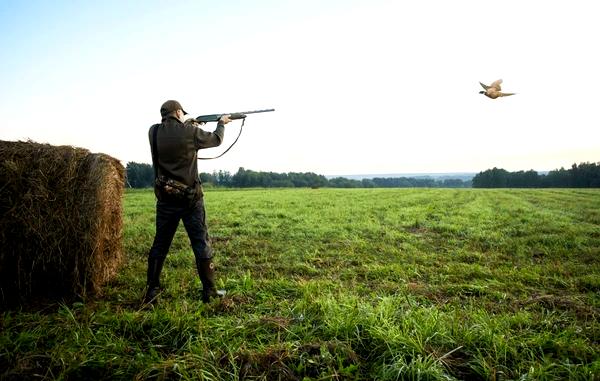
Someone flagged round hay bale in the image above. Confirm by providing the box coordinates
[0,140,124,308]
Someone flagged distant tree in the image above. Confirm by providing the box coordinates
[543,167,571,187]
[199,172,217,186]
[216,170,232,187]
[328,177,361,188]
[300,172,328,188]
[361,179,376,188]
[442,179,466,188]
[507,170,540,188]
[231,167,249,187]
[571,162,600,187]
[288,172,308,187]
[415,178,437,187]
[126,162,154,188]
[272,179,295,187]
[472,167,509,188]
[231,168,260,187]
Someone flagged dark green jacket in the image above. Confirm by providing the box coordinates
[149,116,225,198]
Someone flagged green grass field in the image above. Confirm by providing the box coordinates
[2,188,599,380]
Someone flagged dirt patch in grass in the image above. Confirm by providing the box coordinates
[210,235,232,245]
[521,292,599,319]
[406,225,430,235]
[256,316,292,332]
[2,354,56,381]
[406,282,452,305]
[212,294,255,314]
[224,341,360,380]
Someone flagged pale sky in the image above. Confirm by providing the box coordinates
[1,0,598,176]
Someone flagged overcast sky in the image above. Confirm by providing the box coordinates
[1,0,598,176]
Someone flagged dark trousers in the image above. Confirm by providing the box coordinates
[148,197,212,262]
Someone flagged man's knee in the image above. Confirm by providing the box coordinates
[148,247,168,260]
[149,231,176,259]
[191,240,212,260]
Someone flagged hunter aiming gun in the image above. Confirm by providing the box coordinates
[195,108,275,124]
[194,108,275,159]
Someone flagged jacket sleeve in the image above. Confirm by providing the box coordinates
[194,123,225,150]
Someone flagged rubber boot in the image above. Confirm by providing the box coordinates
[196,258,226,303]
[144,257,165,304]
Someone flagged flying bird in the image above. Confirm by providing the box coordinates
[479,79,515,99]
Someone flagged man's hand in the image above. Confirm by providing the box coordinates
[219,114,232,124]
[184,118,201,127]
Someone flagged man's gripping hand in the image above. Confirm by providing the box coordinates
[219,114,232,124]
[184,118,201,127]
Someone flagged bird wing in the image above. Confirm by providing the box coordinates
[479,82,491,90]
[490,79,503,91]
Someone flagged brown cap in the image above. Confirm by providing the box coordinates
[160,100,188,117]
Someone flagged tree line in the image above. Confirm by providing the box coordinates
[125,163,471,189]
[126,161,600,189]
[472,162,600,188]
[326,176,471,188]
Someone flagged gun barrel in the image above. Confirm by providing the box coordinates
[235,109,275,115]
[195,108,275,123]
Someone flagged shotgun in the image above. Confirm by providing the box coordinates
[194,108,275,160]
[195,108,275,124]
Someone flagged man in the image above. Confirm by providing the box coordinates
[145,99,231,304]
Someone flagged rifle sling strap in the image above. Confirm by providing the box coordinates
[197,117,245,160]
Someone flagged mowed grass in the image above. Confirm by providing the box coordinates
[1,188,599,380]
